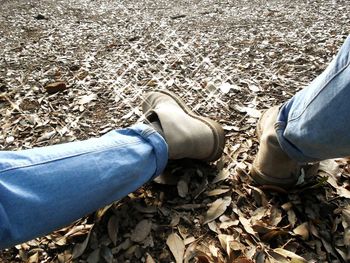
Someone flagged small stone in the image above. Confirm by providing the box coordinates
[44,81,67,94]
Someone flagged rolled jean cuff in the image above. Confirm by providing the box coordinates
[275,102,321,163]
[128,123,168,177]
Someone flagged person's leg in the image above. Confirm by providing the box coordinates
[0,124,168,249]
[277,35,350,162]
[251,35,350,187]
[0,89,225,249]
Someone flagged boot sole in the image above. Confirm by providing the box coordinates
[250,165,299,188]
[147,89,225,162]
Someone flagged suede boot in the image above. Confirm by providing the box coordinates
[142,90,225,161]
[251,106,300,188]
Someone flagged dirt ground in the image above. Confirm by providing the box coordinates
[0,0,350,262]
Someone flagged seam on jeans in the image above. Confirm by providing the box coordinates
[142,129,156,137]
[0,141,142,175]
[289,54,350,122]
[129,124,156,138]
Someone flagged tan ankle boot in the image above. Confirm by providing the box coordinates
[251,106,300,188]
[142,90,225,161]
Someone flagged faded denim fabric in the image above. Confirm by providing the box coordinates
[276,35,350,163]
[0,123,168,249]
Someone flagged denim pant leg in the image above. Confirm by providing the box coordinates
[0,123,168,249]
[276,35,350,163]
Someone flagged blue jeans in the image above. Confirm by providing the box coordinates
[0,124,168,249]
[276,35,350,163]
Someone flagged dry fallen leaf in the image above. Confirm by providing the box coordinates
[107,215,119,245]
[206,188,230,196]
[101,246,113,263]
[167,233,185,263]
[273,248,307,262]
[27,252,39,263]
[203,196,232,224]
[146,253,156,263]
[207,221,220,234]
[319,159,350,198]
[72,229,92,259]
[209,244,219,258]
[249,186,268,207]
[234,105,261,118]
[77,93,97,105]
[212,169,230,184]
[293,222,309,240]
[130,219,152,243]
[219,219,239,229]
[87,248,100,263]
[218,234,234,256]
[44,81,67,94]
[234,207,257,238]
[95,204,113,221]
[177,179,189,198]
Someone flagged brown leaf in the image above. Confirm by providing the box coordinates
[209,244,219,258]
[282,202,297,227]
[319,159,350,198]
[219,219,239,229]
[146,253,156,263]
[268,250,290,263]
[343,206,350,247]
[44,81,67,94]
[343,228,350,247]
[287,210,297,228]
[184,236,196,245]
[72,229,92,259]
[130,219,152,243]
[236,210,257,237]
[212,169,230,184]
[218,234,234,256]
[177,179,189,198]
[233,256,254,263]
[87,248,100,263]
[101,246,113,263]
[261,229,288,241]
[203,196,231,224]
[207,221,220,234]
[78,93,97,105]
[27,252,39,263]
[95,204,113,222]
[273,248,307,262]
[293,222,309,240]
[167,233,185,263]
[229,240,245,251]
[194,251,213,263]
[134,203,157,214]
[270,206,282,226]
[107,215,118,245]
[170,214,181,227]
[206,188,230,196]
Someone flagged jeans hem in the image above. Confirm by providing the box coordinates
[129,123,168,178]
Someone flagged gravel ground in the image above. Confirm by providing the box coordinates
[0,0,350,262]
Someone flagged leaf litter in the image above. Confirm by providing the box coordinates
[0,0,350,262]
